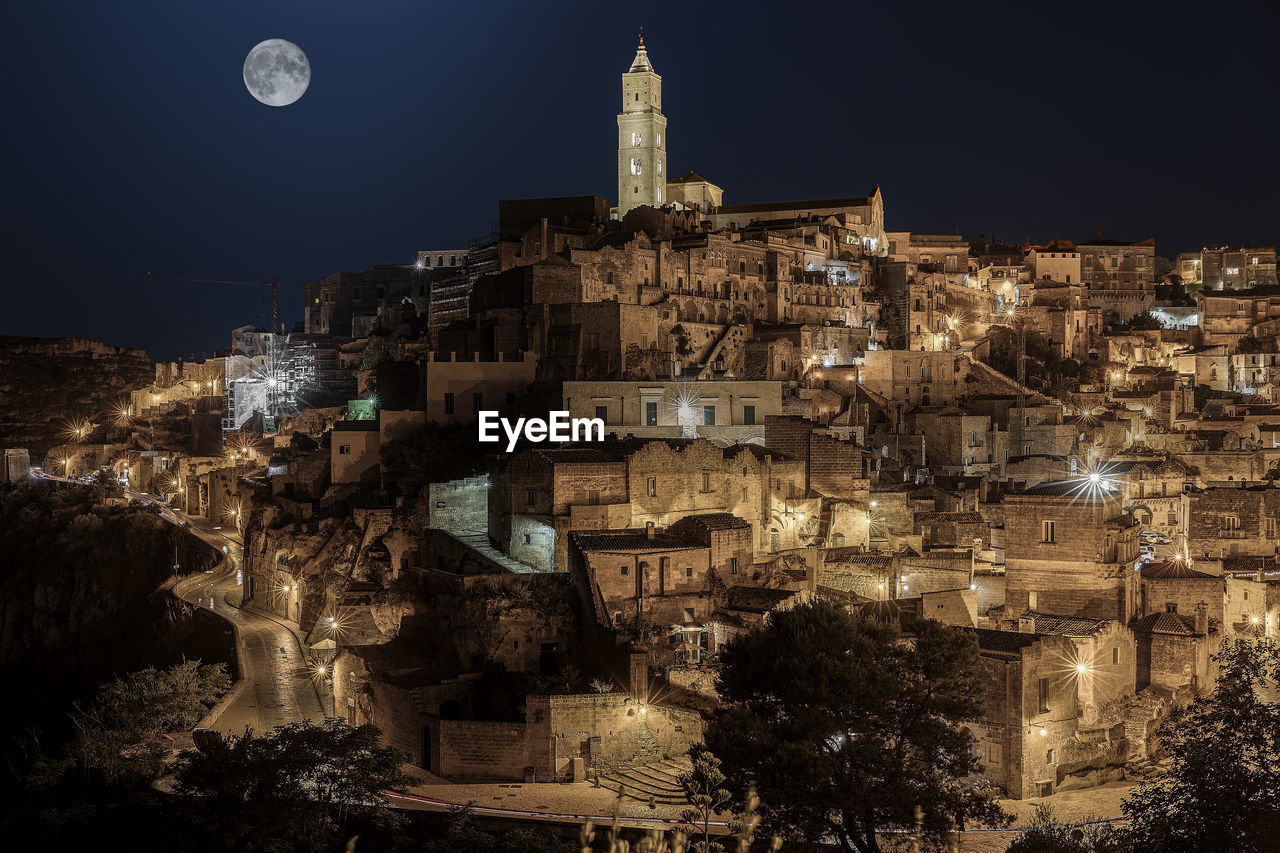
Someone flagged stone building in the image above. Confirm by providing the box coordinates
[571,512,752,628]
[966,628,1125,799]
[1186,484,1280,557]
[616,35,667,217]
[304,265,415,338]
[562,379,782,445]
[1003,481,1140,622]
[422,351,537,424]
[487,437,809,571]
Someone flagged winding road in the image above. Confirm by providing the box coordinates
[166,504,326,735]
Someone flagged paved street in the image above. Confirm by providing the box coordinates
[162,500,327,735]
[35,471,328,736]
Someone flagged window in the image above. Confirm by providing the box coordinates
[595,405,608,424]
[701,472,711,492]
[1165,603,1178,614]
[443,393,454,415]
[645,401,658,426]
[338,444,351,455]
[587,490,599,505]
[730,558,738,575]
[685,567,693,578]
[1112,647,1119,665]
[656,132,662,147]
[1037,677,1050,713]
[657,159,662,176]
[1042,520,1056,543]
[620,565,629,576]
[522,534,531,545]
[631,131,642,146]
[742,487,748,502]
[1268,518,1276,538]
[630,158,642,176]
[1223,515,1241,531]
[703,405,716,426]
[1046,748,1056,764]
[525,488,536,506]
[473,392,483,412]
[743,404,756,425]
[647,477,657,497]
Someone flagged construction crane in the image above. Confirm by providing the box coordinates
[143,273,306,335]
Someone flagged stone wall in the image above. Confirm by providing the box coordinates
[438,720,530,780]
[428,476,489,532]
[525,693,703,781]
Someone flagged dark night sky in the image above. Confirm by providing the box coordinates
[3,1,1277,361]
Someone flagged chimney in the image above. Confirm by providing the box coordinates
[645,521,655,540]
[1018,615,1036,634]
[1194,601,1208,636]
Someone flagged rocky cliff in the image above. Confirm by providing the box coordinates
[0,335,153,460]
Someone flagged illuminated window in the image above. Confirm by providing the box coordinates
[631,131,642,146]
[657,159,662,176]
[647,477,657,497]
[631,158,642,176]
[656,132,661,147]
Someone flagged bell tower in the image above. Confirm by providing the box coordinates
[616,31,666,218]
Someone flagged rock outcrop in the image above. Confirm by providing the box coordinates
[0,335,153,459]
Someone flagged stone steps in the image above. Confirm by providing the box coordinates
[597,756,693,806]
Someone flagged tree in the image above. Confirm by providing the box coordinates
[66,660,230,791]
[679,748,733,853]
[703,598,1008,852]
[76,660,230,744]
[1116,639,1280,852]
[172,718,413,853]
[1004,804,1122,853]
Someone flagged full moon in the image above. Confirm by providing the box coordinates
[243,39,310,107]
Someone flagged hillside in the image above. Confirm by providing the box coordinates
[0,335,153,460]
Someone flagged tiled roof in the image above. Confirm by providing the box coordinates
[723,586,798,613]
[1021,610,1110,637]
[972,627,1041,656]
[573,528,702,553]
[1132,612,1196,636]
[1016,480,1122,499]
[1141,559,1218,580]
[669,512,751,532]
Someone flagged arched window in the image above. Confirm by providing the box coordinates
[631,158,642,176]
[631,131,642,146]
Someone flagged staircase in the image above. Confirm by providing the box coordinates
[596,757,692,806]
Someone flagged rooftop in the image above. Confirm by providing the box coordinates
[1021,610,1112,637]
